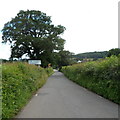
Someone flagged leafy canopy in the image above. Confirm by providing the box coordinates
[107,48,120,57]
[2,10,66,65]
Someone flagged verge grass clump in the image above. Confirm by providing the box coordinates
[61,55,120,104]
[45,67,54,76]
[2,62,53,118]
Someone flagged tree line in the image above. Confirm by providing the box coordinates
[73,48,120,62]
[73,51,108,61]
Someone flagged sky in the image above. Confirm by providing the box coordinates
[0,0,119,59]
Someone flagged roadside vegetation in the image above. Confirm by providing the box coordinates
[1,9,120,118]
[61,55,120,104]
[2,62,53,118]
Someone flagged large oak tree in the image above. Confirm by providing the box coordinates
[2,10,66,66]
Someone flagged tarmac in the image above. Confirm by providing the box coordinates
[16,70,118,118]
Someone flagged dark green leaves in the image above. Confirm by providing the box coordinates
[2,10,66,66]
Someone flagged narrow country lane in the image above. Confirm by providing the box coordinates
[16,70,118,118]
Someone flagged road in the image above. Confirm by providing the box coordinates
[16,70,118,118]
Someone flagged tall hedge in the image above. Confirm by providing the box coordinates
[2,62,53,118]
[61,55,120,104]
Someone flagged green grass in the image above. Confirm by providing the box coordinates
[2,62,53,119]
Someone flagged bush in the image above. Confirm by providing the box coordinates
[2,62,53,118]
[61,55,120,104]
[45,67,54,76]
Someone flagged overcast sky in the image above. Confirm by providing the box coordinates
[0,0,119,59]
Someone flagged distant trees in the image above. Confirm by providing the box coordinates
[2,10,66,67]
[73,51,108,61]
[56,50,75,68]
[73,48,120,62]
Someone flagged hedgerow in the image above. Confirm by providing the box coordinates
[61,55,120,104]
[2,62,53,118]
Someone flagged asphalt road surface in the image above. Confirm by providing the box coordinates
[16,70,118,118]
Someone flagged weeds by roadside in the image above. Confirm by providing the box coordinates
[2,62,53,118]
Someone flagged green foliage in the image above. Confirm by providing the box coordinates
[45,67,54,76]
[73,51,108,60]
[61,55,120,104]
[107,48,120,57]
[2,10,66,67]
[2,62,53,118]
[54,50,75,69]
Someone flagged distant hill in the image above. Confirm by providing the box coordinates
[73,51,108,60]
